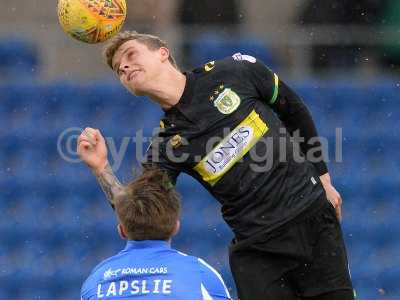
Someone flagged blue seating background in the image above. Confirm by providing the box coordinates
[0,80,399,299]
[0,37,39,81]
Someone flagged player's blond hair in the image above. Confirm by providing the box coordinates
[103,31,179,70]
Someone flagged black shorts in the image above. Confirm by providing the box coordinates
[229,196,354,300]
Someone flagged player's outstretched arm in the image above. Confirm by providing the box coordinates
[241,59,343,221]
[77,127,123,208]
[270,81,343,221]
[266,79,343,221]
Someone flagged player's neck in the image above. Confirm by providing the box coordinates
[146,67,186,110]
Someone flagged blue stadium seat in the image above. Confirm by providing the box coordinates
[0,290,11,299]
[352,283,382,300]
[0,37,39,81]
[35,84,85,136]
[17,290,52,300]
[377,267,400,298]
[0,85,43,138]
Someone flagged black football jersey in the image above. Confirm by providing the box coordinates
[144,54,325,240]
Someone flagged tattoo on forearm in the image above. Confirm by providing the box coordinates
[94,163,123,208]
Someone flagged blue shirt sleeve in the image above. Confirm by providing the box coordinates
[197,258,232,299]
[81,276,96,300]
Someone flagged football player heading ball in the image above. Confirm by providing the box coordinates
[78,31,354,299]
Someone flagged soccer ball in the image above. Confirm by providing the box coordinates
[58,0,127,44]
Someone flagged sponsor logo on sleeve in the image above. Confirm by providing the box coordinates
[194,110,269,185]
[232,52,256,63]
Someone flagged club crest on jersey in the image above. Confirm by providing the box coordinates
[213,88,241,114]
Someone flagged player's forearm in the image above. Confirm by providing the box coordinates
[274,81,328,175]
[93,162,123,209]
[286,110,328,175]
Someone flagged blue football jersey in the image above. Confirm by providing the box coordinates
[81,240,231,299]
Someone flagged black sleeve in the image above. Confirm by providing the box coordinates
[241,59,328,175]
[141,136,181,185]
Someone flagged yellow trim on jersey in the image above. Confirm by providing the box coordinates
[194,110,269,186]
[270,73,279,104]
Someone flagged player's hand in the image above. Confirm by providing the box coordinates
[320,173,342,222]
[77,127,108,173]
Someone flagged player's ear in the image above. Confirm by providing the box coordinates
[159,47,170,63]
[117,223,127,240]
[172,220,180,237]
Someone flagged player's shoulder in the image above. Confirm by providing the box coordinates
[195,257,224,283]
[191,52,260,75]
[196,257,232,299]
[81,251,124,297]
[169,249,216,273]
[172,250,228,287]
[169,248,200,266]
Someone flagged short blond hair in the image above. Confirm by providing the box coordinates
[102,31,179,70]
